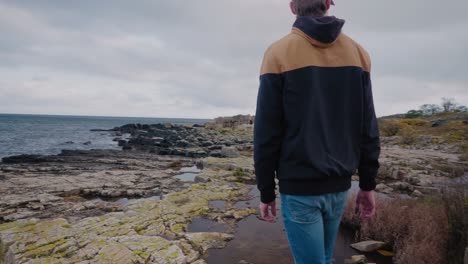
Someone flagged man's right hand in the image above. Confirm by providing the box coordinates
[259,201,277,223]
[355,190,375,221]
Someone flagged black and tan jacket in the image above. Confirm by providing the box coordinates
[254,16,380,203]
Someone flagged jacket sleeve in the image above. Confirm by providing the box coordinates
[358,71,381,191]
[254,51,284,204]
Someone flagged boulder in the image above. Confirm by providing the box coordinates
[351,240,385,252]
[176,140,190,148]
[184,232,234,252]
[412,190,424,197]
[389,182,414,192]
[431,120,445,127]
[375,183,393,194]
[209,150,223,158]
[345,255,368,264]
[220,146,240,158]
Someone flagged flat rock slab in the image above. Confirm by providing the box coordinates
[0,157,258,264]
[351,241,385,252]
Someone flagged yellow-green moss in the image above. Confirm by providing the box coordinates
[170,224,185,233]
[23,238,68,258]
[0,221,19,232]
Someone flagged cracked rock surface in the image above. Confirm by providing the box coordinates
[0,154,258,264]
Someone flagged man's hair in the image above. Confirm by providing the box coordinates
[292,0,328,17]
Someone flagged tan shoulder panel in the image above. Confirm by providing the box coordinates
[259,35,293,75]
[260,30,371,74]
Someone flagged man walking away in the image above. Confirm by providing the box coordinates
[254,0,381,263]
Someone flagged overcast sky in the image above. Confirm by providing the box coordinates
[0,0,467,118]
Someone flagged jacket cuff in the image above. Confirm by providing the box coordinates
[260,190,276,204]
[359,180,376,191]
[359,168,377,191]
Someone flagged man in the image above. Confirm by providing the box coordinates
[253,0,380,263]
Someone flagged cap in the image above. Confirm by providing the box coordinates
[331,0,335,5]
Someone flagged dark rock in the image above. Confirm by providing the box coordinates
[159,139,173,148]
[118,124,139,133]
[223,141,234,146]
[83,141,92,145]
[122,145,132,150]
[209,150,223,158]
[63,141,74,145]
[431,120,445,127]
[158,149,171,155]
[176,140,190,148]
[208,145,223,151]
[2,155,51,164]
[193,124,205,128]
[118,140,127,147]
[220,146,240,158]
[0,174,5,180]
[187,149,208,158]
[202,141,213,147]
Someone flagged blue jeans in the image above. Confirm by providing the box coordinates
[281,191,348,264]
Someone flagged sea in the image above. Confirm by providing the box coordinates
[0,114,211,159]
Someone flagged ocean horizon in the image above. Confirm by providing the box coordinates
[0,113,212,159]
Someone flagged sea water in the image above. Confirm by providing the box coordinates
[0,113,210,159]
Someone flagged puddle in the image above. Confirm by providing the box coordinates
[92,194,163,206]
[209,200,226,210]
[175,172,199,182]
[175,165,202,182]
[233,186,257,209]
[188,217,229,233]
[93,197,133,205]
[179,165,202,173]
[205,186,393,264]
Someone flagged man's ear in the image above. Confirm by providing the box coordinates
[326,0,332,10]
[289,1,297,15]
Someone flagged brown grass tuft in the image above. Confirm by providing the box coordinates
[379,119,401,137]
[342,192,456,264]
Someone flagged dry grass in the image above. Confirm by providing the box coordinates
[397,127,420,145]
[379,119,401,137]
[379,113,468,145]
[341,192,461,264]
[397,118,429,127]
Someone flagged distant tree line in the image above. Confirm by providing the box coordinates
[406,98,468,118]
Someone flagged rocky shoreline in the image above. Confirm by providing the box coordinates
[0,118,466,263]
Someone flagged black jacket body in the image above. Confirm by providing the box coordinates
[254,16,380,203]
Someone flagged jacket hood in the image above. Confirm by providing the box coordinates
[293,16,345,47]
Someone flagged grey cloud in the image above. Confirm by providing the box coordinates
[0,0,467,118]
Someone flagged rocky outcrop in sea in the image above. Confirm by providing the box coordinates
[111,123,252,158]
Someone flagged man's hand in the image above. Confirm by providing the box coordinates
[259,201,277,223]
[355,190,375,221]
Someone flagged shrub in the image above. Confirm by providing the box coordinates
[379,119,401,137]
[342,193,451,264]
[397,118,429,127]
[398,127,420,145]
[406,109,424,118]
[460,142,468,161]
[441,186,466,263]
